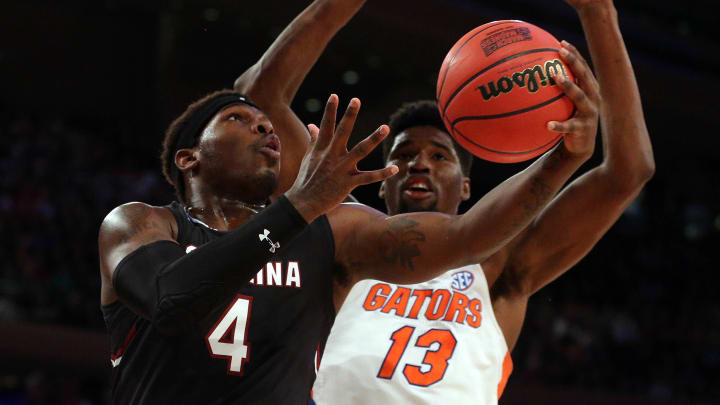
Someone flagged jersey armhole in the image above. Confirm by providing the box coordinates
[164,202,187,245]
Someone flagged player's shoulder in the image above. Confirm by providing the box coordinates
[99,202,176,240]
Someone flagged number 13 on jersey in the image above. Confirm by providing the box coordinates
[377,326,457,387]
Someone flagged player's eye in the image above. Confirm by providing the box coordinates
[395,153,413,160]
[433,153,448,161]
[228,113,247,122]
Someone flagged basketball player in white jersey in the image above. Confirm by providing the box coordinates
[230,0,653,402]
[308,0,654,403]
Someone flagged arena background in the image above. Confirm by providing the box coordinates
[0,0,718,403]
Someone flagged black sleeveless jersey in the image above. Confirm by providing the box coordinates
[101,201,336,405]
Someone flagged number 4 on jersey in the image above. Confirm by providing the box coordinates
[378,326,457,387]
[206,295,253,375]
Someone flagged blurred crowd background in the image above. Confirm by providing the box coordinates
[1,0,718,404]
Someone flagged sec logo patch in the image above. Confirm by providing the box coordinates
[450,271,474,291]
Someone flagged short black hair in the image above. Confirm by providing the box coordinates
[161,88,243,204]
[384,100,473,176]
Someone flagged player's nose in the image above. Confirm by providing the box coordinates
[409,153,430,173]
[252,115,274,135]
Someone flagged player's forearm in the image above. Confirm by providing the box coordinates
[458,144,590,265]
[576,3,655,187]
[234,0,366,103]
[497,166,639,297]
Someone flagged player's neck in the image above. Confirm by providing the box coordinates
[185,194,266,232]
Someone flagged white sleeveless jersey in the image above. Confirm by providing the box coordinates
[312,264,512,404]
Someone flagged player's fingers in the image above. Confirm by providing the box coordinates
[347,124,389,162]
[561,40,594,79]
[353,165,399,186]
[307,123,320,147]
[559,41,599,99]
[332,98,361,152]
[554,73,597,117]
[317,94,338,150]
[558,45,590,84]
[547,117,589,134]
[560,40,592,73]
[307,123,320,138]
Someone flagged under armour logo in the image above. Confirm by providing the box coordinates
[259,229,280,253]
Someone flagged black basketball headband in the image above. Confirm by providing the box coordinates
[170,92,260,188]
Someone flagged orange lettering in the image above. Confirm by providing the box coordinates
[363,283,391,311]
[466,298,483,328]
[407,289,433,319]
[425,290,451,320]
[381,287,412,317]
[443,292,469,324]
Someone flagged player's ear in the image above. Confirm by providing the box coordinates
[378,180,386,199]
[461,176,471,201]
[175,148,199,174]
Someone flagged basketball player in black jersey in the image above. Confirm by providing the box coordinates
[97,2,596,404]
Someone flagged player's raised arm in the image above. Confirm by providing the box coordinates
[330,113,596,286]
[484,0,655,349]
[233,0,367,197]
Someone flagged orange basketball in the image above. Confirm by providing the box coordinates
[436,20,575,163]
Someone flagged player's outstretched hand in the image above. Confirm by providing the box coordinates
[547,40,600,158]
[286,94,398,223]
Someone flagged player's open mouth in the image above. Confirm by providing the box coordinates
[402,177,434,199]
[258,135,281,159]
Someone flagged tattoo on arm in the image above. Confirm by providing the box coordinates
[505,177,554,238]
[542,143,569,171]
[118,205,165,244]
[378,218,426,272]
[527,177,554,212]
[501,144,570,236]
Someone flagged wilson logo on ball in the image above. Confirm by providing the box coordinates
[477,59,567,101]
